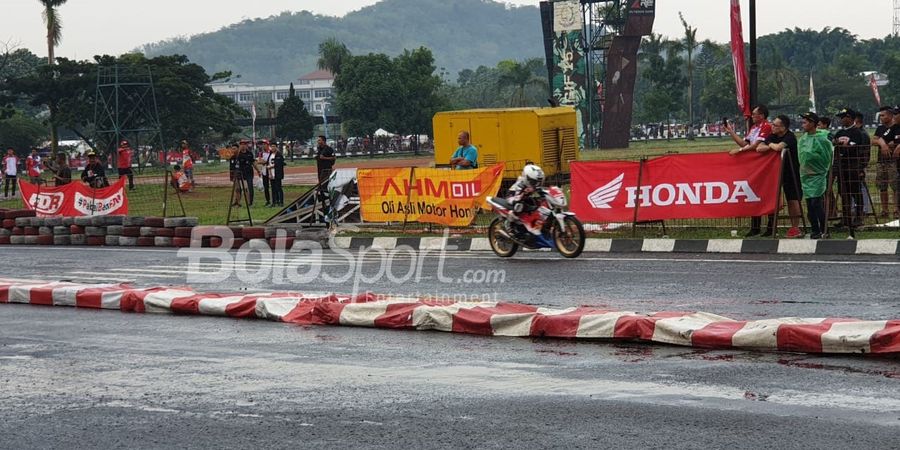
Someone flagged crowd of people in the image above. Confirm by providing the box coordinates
[726,104,899,239]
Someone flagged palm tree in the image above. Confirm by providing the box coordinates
[497,58,546,107]
[679,12,699,140]
[39,0,67,66]
[38,0,67,156]
[317,38,351,76]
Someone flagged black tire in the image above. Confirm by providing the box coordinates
[488,217,519,258]
[553,215,585,258]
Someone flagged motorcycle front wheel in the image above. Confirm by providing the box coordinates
[488,217,519,258]
[552,215,585,258]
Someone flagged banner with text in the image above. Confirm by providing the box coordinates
[358,164,505,226]
[19,178,129,217]
[571,152,782,222]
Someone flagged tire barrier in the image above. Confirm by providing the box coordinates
[0,278,896,355]
[0,210,320,250]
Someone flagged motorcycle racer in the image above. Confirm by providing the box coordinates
[507,163,547,236]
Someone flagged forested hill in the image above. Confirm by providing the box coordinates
[141,0,544,84]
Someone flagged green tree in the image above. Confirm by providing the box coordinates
[497,58,546,107]
[394,47,448,136]
[334,52,401,137]
[0,110,45,153]
[276,83,314,142]
[317,38,351,76]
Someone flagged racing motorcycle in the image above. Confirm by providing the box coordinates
[485,185,585,258]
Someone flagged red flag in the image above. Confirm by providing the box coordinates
[730,0,750,117]
[870,74,882,106]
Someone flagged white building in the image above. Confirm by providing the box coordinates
[209,70,335,114]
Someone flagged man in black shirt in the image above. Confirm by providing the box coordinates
[81,151,109,188]
[833,108,867,227]
[758,115,803,237]
[315,135,336,190]
[49,153,71,186]
[874,106,900,218]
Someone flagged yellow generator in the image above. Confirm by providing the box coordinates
[433,107,580,180]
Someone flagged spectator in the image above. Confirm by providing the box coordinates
[833,108,867,228]
[81,151,109,188]
[2,147,18,198]
[816,117,834,141]
[232,139,259,207]
[26,148,42,185]
[315,135,336,187]
[48,153,71,186]
[758,115,803,238]
[726,105,772,236]
[258,140,273,206]
[450,131,479,170]
[873,106,899,218]
[117,140,135,191]
[181,140,195,188]
[798,112,834,239]
[271,145,285,207]
[171,164,191,193]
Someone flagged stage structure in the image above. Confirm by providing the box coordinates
[540,0,655,149]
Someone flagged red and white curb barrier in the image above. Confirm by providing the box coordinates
[1,278,897,355]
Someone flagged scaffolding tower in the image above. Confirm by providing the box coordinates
[894,0,900,36]
[93,65,166,160]
[581,1,627,149]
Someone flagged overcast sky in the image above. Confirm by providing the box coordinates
[1,0,892,58]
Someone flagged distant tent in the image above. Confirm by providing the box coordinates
[374,128,395,137]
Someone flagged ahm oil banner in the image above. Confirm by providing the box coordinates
[19,177,129,217]
[358,164,504,226]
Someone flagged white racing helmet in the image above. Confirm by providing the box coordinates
[521,164,545,188]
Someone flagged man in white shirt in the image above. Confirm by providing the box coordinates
[3,147,19,198]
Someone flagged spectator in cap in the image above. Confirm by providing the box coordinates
[873,106,900,218]
[757,114,804,238]
[798,112,834,239]
[725,105,772,236]
[81,150,109,188]
[117,140,135,190]
[832,108,868,229]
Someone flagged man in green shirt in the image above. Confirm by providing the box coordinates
[798,112,834,239]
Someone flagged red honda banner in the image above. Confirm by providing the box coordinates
[869,74,882,106]
[571,152,782,222]
[19,178,129,217]
[730,0,750,117]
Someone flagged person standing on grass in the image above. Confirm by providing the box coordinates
[26,148,42,185]
[181,140,195,189]
[117,140,135,191]
[3,147,18,198]
[47,153,71,186]
[233,139,259,207]
[258,140,273,206]
[315,135,336,188]
[798,112,834,240]
[271,145,285,207]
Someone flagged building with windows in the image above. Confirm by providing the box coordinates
[209,70,334,114]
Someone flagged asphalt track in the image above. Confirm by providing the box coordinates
[1,247,898,448]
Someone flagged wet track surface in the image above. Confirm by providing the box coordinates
[0,247,898,448]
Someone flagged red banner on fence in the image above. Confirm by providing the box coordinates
[570,152,782,222]
[19,178,129,217]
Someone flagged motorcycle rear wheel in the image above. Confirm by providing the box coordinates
[552,215,585,258]
[488,217,519,258]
